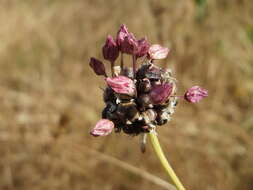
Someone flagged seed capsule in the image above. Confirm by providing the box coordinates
[142,109,157,124]
[137,94,152,111]
[103,87,116,103]
[116,102,139,122]
[102,102,118,121]
[138,78,152,93]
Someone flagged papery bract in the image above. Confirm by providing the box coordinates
[148,44,169,60]
[149,83,173,104]
[184,86,208,103]
[89,57,106,76]
[102,35,119,62]
[106,76,136,96]
[90,119,114,137]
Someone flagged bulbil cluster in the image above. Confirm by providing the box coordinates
[89,24,208,137]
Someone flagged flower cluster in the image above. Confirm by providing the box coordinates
[89,24,208,137]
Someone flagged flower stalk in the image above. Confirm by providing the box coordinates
[149,132,186,190]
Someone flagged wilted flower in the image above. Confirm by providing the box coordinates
[106,76,136,96]
[90,119,114,137]
[102,35,119,62]
[136,38,150,58]
[149,83,173,104]
[184,86,208,103]
[116,24,129,49]
[148,44,169,60]
[120,33,138,55]
[89,57,106,76]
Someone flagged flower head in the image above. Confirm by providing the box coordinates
[90,119,114,137]
[184,86,208,103]
[149,83,173,104]
[89,24,208,136]
[102,35,119,62]
[105,76,136,96]
[89,57,106,76]
[148,44,169,60]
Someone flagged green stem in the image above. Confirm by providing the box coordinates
[149,132,186,190]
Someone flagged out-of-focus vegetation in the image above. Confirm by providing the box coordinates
[0,0,253,190]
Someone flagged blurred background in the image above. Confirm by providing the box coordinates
[0,0,253,190]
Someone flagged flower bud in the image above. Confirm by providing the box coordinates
[148,44,169,60]
[184,86,208,103]
[135,37,150,58]
[102,35,119,62]
[89,57,106,76]
[105,76,136,96]
[149,83,173,104]
[90,119,114,137]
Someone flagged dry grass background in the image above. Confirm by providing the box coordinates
[0,0,253,190]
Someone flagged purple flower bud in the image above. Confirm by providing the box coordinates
[102,35,119,62]
[89,57,106,76]
[120,33,138,55]
[149,83,173,104]
[116,24,129,48]
[184,86,208,103]
[105,76,136,96]
[90,119,114,137]
[148,44,169,60]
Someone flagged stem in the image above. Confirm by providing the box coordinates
[132,54,137,78]
[120,52,124,70]
[111,61,115,77]
[149,132,186,190]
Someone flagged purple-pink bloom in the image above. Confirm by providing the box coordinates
[136,37,150,58]
[149,83,173,104]
[148,44,169,60]
[102,35,119,62]
[116,24,129,49]
[90,119,114,137]
[184,86,208,103]
[89,57,106,76]
[106,76,136,96]
[120,33,138,55]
